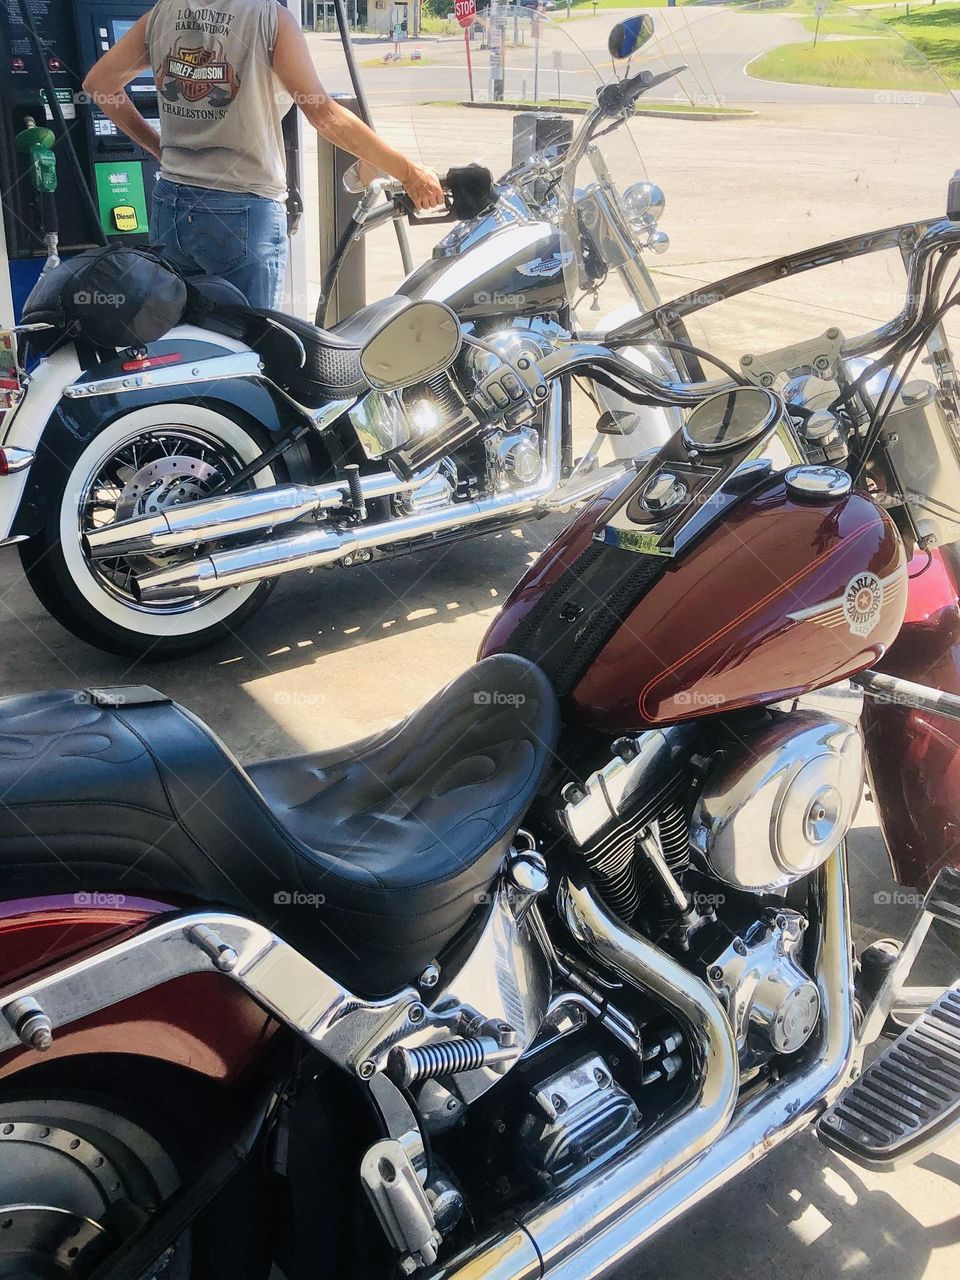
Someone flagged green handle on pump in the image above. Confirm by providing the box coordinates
[15,118,60,264]
[15,119,58,193]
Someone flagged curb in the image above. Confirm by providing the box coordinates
[457,101,754,121]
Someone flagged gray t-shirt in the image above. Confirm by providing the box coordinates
[146,0,288,201]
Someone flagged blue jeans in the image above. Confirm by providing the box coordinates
[152,177,288,310]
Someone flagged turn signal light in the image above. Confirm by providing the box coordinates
[121,353,183,373]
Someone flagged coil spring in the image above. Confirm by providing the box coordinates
[391,1036,488,1087]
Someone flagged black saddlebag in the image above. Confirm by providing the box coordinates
[21,245,187,352]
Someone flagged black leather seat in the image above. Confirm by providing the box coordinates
[191,291,412,403]
[0,656,558,995]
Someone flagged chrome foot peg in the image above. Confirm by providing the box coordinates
[360,1140,442,1275]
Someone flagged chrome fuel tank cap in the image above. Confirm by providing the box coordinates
[785,465,852,500]
[641,470,688,515]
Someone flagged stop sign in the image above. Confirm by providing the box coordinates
[455,0,476,27]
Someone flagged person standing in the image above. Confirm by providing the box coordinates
[83,1,444,309]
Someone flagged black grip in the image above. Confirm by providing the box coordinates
[393,164,496,226]
[445,164,496,220]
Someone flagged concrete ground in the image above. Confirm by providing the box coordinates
[3,11,960,1275]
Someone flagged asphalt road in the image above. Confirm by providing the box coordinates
[307,6,958,109]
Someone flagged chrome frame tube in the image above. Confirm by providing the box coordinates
[135,391,566,602]
[427,848,854,1280]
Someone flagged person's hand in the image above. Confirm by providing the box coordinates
[403,164,445,212]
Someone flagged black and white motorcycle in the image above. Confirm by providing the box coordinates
[0,19,680,657]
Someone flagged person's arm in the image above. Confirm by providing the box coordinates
[81,14,162,161]
[272,7,444,212]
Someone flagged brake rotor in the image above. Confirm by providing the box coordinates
[115,455,221,522]
[0,1206,107,1278]
[113,454,223,571]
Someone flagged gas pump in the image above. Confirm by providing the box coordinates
[0,0,308,323]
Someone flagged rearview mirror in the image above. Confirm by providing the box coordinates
[608,15,655,61]
[360,300,463,393]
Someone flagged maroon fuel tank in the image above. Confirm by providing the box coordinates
[482,473,908,733]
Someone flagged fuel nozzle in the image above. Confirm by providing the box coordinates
[15,117,60,266]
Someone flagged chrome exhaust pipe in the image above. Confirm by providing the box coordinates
[85,469,440,560]
[427,849,854,1280]
[134,394,563,604]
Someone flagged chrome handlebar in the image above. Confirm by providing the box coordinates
[521,217,960,411]
[842,217,960,359]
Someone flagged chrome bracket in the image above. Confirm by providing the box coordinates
[741,328,844,389]
[63,352,265,399]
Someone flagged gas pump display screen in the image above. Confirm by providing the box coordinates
[110,17,156,91]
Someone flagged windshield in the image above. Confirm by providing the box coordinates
[328,2,959,356]
[552,4,959,358]
[315,2,960,542]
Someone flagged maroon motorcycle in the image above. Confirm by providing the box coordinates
[3,19,960,1280]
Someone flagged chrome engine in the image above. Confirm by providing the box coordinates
[557,699,864,1074]
[519,1053,641,1187]
[705,909,821,1070]
[689,710,865,893]
[484,427,542,492]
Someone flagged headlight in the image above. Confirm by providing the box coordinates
[407,399,442,437]
[622,182,666,233]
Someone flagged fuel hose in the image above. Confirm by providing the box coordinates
[329,0,413,277]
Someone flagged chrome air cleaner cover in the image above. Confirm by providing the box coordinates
[689,710,865,892]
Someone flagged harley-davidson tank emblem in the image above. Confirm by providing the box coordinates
[516,250,575,278]
[161,43,241,107]
[787,568,906,639]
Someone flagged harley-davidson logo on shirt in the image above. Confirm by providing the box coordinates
[160,43,241,107]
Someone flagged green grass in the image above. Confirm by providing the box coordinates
[419,13,456,33]
[798,13,884,35]
[886,3,960,84]
[747,35,945,89]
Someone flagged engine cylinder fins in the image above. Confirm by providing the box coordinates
[423,370,464,422]
[580,772,690,922]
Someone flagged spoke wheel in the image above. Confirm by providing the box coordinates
[80,426,247,613]
[20,404,281,658]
